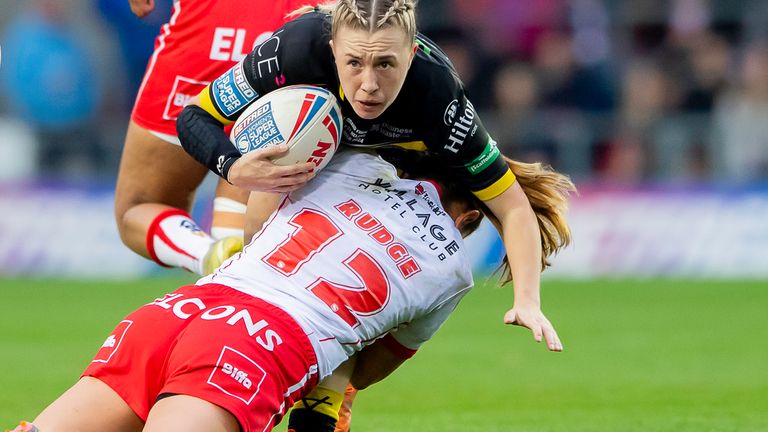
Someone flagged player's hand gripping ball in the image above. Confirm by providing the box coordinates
[230,85,343,172]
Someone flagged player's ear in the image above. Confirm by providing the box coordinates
[455,209,481,233]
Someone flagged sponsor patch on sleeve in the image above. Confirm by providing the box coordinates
[210,61,259,118]
[465,138,501,175]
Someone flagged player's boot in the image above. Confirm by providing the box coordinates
[5,421,40,432]
[202,236,244,275]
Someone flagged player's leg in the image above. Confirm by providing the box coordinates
[143,394,239,432]
[114,121,215,274]
[201,179,249,274]
[211,179,249,240]
[335,385,358,432]
[31,377,143,432]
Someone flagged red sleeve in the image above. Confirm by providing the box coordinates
[381,333,418,359]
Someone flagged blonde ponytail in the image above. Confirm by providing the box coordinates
[483,157,575,283]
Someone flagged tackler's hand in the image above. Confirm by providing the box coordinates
[227,144,316,193]
[128,0,155,17]
[504,303,563,352]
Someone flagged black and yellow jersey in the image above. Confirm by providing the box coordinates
[194,11,514,200]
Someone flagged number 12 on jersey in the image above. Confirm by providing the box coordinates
[262,208,390,327]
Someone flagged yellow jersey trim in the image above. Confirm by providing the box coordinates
[473,169,517,201]
[392,141,427,151]
[199,87,233,125]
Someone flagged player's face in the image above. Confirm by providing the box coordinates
[331,25,417,119]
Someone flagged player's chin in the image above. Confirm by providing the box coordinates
[353,101,386,119]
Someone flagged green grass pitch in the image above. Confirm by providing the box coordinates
[1,277,766,431]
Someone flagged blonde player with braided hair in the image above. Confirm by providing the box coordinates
[7,1,574,431]
[173,0,573,430]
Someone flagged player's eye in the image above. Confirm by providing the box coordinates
[378,62,392,69]
[348,59,361,67]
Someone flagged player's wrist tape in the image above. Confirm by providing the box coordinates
[293,386,344,420]
[177,105,241,181]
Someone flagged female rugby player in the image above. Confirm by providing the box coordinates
[178,0,567,356]
[175,1,575,429]
[115,0,312,276]
[15,149,529,432]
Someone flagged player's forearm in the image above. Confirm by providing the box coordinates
[485,181,543,306]
[177,105,241,180]
[350,338,408,390]
[501,205,542,307]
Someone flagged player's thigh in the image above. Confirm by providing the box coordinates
[34,376,143,432]
[115,121,208,218]
[143,394,239,432]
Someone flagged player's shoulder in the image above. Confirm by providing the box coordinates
[281,10,331,38]
[275,10,333,62]
[409,34,464,99]
[404,34,469,130]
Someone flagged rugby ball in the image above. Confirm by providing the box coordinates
[229,85,343,171]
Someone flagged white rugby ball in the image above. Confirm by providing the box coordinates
[229,85,342,171]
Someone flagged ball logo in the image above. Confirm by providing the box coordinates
[237,135,251,153]
[229,85,342,169]
[443,99,459,126]
[415,183,425,195]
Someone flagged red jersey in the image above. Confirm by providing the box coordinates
[131,0,308,143]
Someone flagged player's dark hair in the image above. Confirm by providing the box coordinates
[387,151,484,238]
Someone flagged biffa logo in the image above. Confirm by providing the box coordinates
[208,346,267,405]
[93,320,132,364]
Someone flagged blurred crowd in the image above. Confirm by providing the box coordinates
[1,0,767,184]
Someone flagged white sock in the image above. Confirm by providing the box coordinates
[210,197,247,240]
[146,209,214,275]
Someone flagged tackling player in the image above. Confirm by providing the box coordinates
[114,0,312,277]
[176,0,575,429]
[13,149,513,432]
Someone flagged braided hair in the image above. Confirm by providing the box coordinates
[290,1,417,43]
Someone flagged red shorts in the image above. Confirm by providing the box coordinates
[83,283,318,431]
[131,0,307,141]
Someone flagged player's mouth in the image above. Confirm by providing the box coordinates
[357,99,382,109]
[355,99,384,117]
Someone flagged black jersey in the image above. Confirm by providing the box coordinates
[200,12,514,200]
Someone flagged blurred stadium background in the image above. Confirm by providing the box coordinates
[0,0,766,430]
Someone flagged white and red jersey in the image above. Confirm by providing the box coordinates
[132,0,307,143]
[199,150,474,378]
